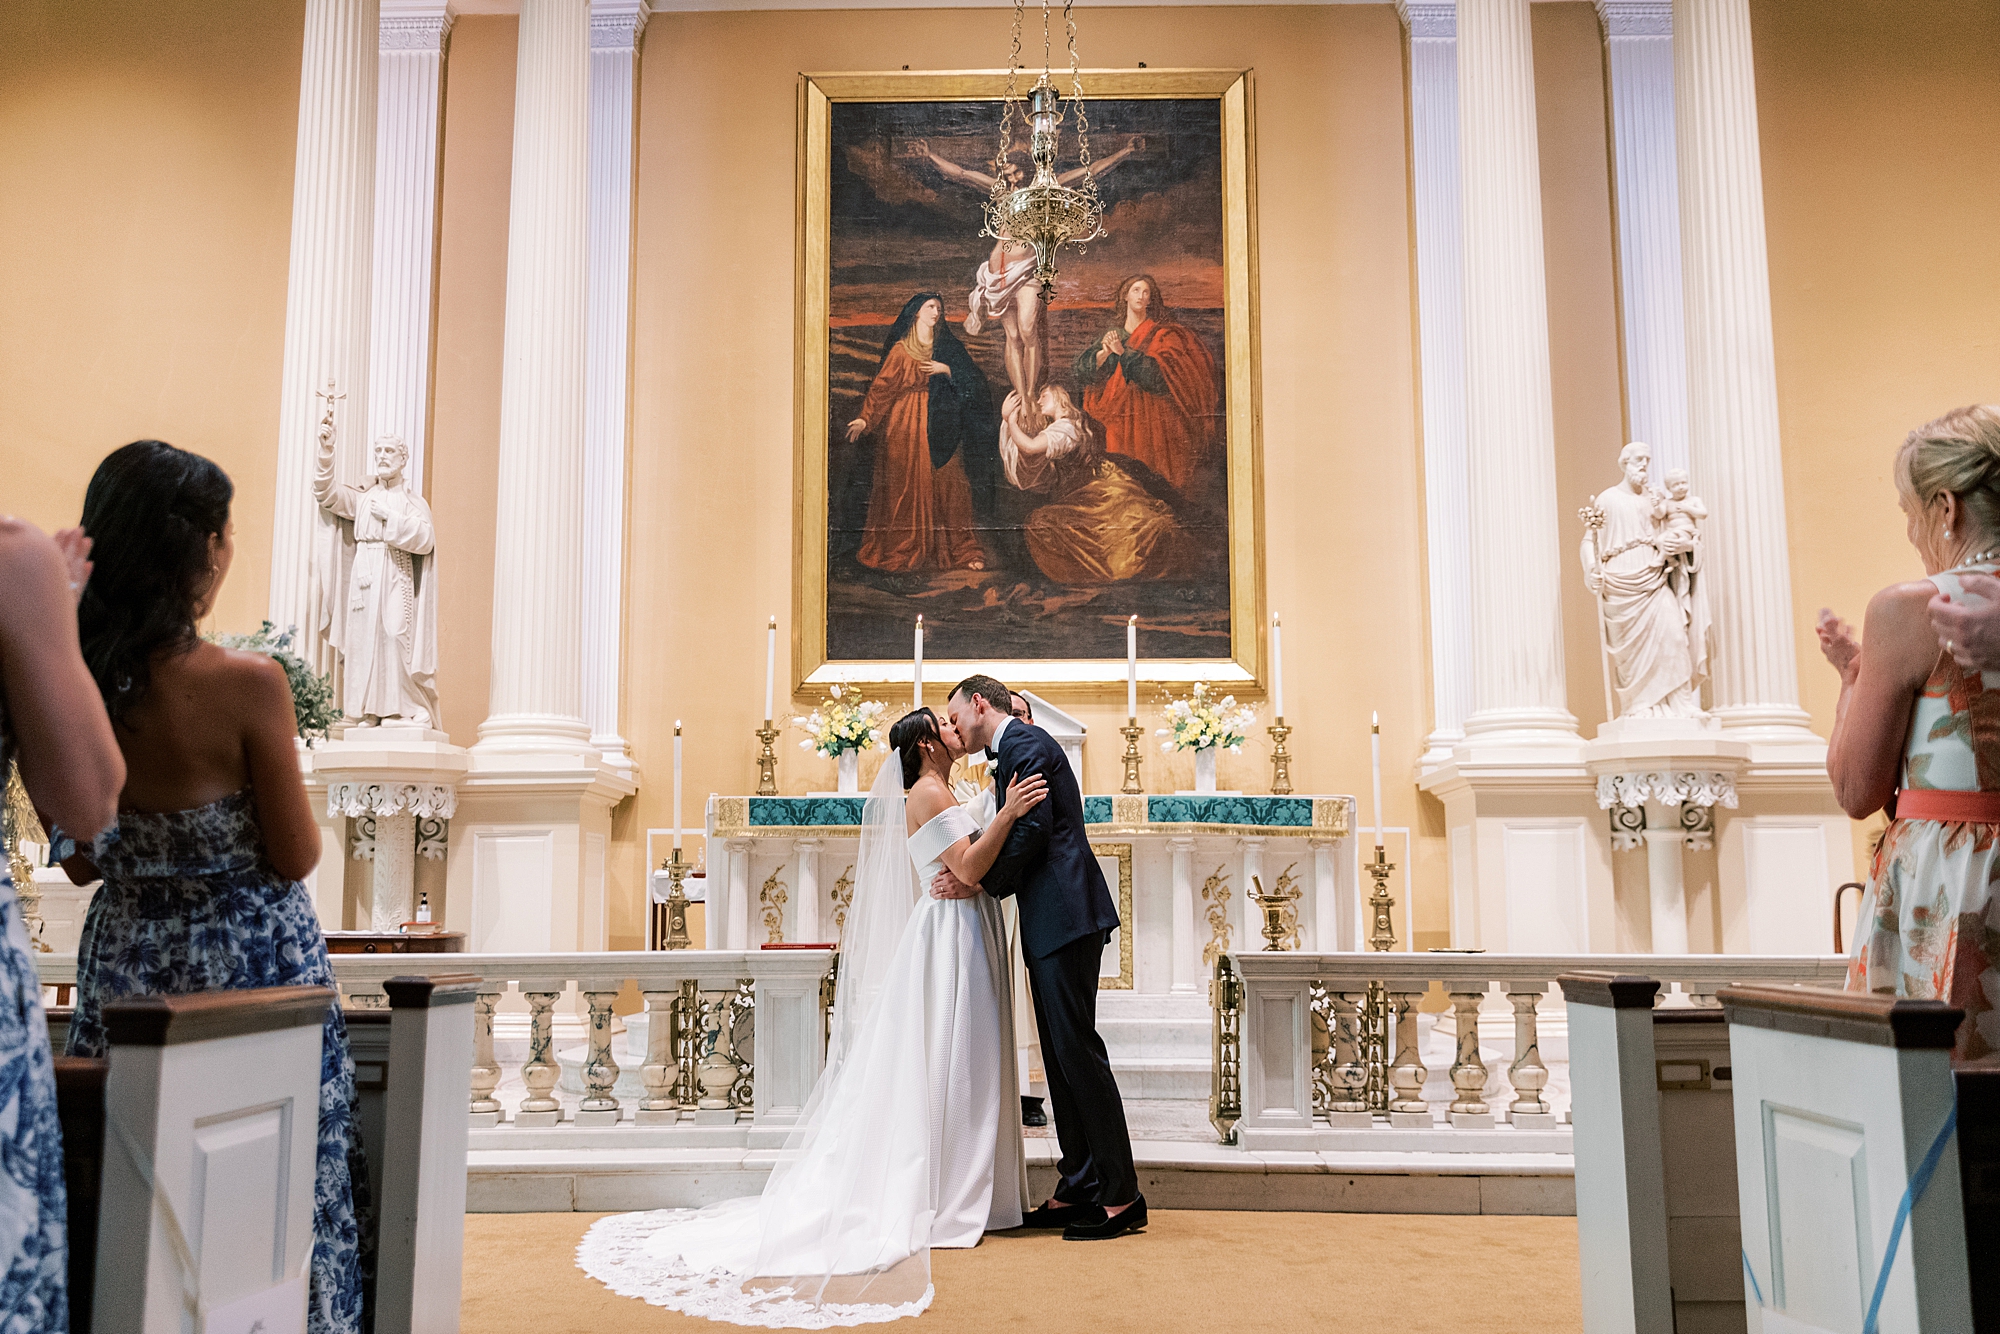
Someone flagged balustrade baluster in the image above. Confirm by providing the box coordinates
[576,985,623,1126]
[1328,989,1371,1124]
[694,989,743,1124]
[1387,988,1430,1127]
[1447,987,1493,1128]
[516,986,564,1127]
[469,986,503,1127]
[637,987,680,1124]
[1504,983,1554,1126]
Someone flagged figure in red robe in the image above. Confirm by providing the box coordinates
[845,293,995,573]
[1070,275,1220,498]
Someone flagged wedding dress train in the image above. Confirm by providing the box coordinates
[576,763,1027,1327]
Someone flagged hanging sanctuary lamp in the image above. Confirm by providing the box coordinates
[981,0,1106,300]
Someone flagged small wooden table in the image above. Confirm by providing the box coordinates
[323,931,466,955]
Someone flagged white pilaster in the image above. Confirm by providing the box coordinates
[1674,0,1815,743]
[1399,1,1474,763]
[1169,837,1196,994]
[583,2,645,774]
[479,0,592,756]
[368,2,454,482]
[271,0,380,673]
[1598,0,1690,478]
[1456,0,1578,746]
[795,839,822,945]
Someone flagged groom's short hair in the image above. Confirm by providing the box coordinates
[950,674,1012,715]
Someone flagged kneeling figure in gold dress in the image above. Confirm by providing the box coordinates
[999,384,1192,585]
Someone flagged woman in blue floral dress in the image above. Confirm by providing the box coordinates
[57,442,366,1333]
[0,513,125,1332]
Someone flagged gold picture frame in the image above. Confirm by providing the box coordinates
[1091,841,1135,990]
[794,69,1264,699]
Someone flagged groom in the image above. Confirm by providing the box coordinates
[934,675,1144,1240]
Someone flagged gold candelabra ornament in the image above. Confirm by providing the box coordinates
[754,720,779,797]
[1364,843,1396,1111]
[652,848,694,951]
[1119,719,1144,794]
[981,0,1106,300]
[1267,717,1293,795]
[1247,874,1301,952]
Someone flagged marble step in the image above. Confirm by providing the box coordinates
[1108,1056,1212,1101]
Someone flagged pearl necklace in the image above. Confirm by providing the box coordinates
[1962,548,2000,568]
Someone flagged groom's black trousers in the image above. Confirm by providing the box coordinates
[1024,930,1138,1207]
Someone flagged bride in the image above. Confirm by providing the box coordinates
[577,707,1045,1326]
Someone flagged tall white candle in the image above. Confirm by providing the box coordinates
[1370,711,1384,847]
[913,615,924,708]
[763,617,776,722]
[1126,616,1138,718]
[673,721,684,850]
[1271,615,1285,719]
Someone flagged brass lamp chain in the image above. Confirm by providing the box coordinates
[981,0,1105,298]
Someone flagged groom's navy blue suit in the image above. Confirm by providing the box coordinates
[981,718,1137,1207]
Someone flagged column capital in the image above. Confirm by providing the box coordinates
[1396,0,1456,40]
[1595,0,1671,38]
[380,2,454,51]
[591,1,650,50]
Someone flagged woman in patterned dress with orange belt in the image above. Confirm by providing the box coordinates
[1817,405,2000,1066]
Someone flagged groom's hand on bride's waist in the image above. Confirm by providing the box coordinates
[930,868,981,900]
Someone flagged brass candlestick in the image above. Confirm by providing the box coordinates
[754,721,779,796]
[652,848,694,951]
[1267,718,1293,795]
[1364,843,1397,1112]
[1119,719,1145,794]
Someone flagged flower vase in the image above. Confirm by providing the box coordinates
[1194,746,1218,794]
[837,748,860,794]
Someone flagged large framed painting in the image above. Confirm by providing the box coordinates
[795,69,1264,695]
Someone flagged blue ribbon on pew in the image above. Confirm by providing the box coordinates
[1737,1096,1957,1334]
[1862,1101,1958,1334]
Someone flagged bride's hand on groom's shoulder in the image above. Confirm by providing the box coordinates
[1001,772,1049,820]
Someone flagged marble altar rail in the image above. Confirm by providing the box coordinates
[1219,950,1851,1150]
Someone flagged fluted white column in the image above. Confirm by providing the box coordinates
[1599,0,1690,478]
[367,2,453,483]
[270,0,380,674]
[583,1,645,772]
[1675,0,1814,739]
[1457,0,1578,743]
[1400,2,1474,763]
[477,0,592,754]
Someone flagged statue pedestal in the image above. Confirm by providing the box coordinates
[304,731,470,935]
[445,748,637,952]
[1421,725,1849,955]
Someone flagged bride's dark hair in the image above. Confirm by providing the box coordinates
[78,440,234,722]
[888,708,943,790]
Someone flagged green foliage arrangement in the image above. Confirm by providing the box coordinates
[207,621,341,742]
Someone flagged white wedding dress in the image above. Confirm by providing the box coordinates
[577,759,1027,1327]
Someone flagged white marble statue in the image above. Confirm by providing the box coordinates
[312,391,439,728]
[1580,442,1711,719]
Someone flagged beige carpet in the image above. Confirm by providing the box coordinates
[463,1210,1583,1334]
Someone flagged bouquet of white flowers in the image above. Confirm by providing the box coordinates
[1157,682,1257,754]
[792,685,889,758]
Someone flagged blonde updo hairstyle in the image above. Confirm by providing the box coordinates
[1893,405,2000,550]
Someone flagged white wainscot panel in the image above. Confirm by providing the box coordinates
[1501,820,1589,953]
[471,830,555,953]
[1743,822,1832,954]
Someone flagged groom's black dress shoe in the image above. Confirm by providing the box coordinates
[1021,1096,1048,1127]
[1063,1195,1147,1241]
[1018,1201,1103,1229]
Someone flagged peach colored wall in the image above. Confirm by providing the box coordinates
[0,0,304,639]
